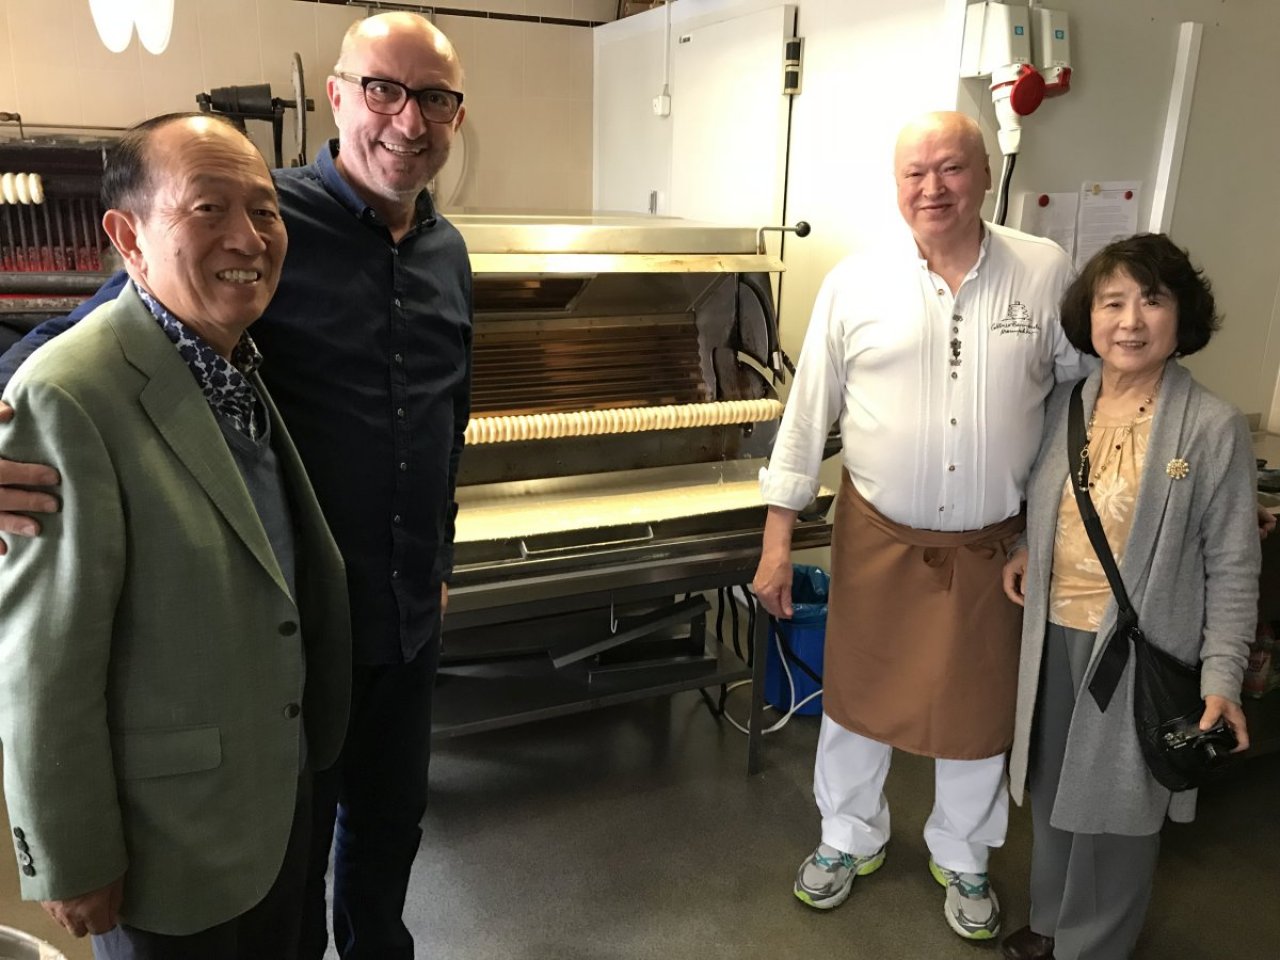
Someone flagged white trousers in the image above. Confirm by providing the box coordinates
[814,713,1009,874]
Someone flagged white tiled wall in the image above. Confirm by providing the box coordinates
[435,1,618,19]
[439,11,594,211]
[0,0,610,212]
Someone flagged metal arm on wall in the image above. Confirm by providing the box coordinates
[196,54,314,168]
[0,113,25,139]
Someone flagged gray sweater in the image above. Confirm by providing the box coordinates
[1008,360,1259,834]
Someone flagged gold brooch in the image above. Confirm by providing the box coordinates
[1166,458,1190,480]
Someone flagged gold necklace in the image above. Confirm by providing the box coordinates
[1080,381,1160,489]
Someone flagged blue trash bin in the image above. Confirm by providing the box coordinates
[763,564,828,716]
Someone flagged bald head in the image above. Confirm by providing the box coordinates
[894,112,986,171]
[100,113,285,355]
[326,12,466,222]
[894,111,991,254]
[335,12,463,86]
[102,112,253,217]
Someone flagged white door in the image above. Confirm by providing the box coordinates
[593,2,797,229]
[669,4,797,230]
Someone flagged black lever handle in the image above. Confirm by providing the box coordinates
[756,221,811,253]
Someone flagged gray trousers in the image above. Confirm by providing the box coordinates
[1028,623,1161,960]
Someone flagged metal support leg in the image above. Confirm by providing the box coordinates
[746,604,769,775]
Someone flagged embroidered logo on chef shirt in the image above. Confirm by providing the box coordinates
[990,300,1039,337]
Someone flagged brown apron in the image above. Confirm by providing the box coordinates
[823,472,1025,759]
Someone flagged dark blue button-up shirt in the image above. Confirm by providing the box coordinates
[0,141,473,665]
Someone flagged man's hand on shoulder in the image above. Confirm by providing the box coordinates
[0,400,62,555]
[41,875,125,937]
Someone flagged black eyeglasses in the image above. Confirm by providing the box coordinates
[335,72,464,124]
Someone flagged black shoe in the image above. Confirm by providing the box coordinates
[1001,925,1055,960]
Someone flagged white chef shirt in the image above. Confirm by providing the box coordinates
[761,221,1091,531]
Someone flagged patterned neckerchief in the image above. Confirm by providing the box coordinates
[136,285,267,441]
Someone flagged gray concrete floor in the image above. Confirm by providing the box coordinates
[6,691,1279,959]
[361,687,1280,960]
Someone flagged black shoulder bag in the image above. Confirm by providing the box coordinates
[1067,380,1236,791]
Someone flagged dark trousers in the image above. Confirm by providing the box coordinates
[1028,623,1161,960]
[300,639,439,959]
[92,773,313,960]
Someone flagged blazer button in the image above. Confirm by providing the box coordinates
[284,703,301,719]
[12,827,24,840]
[17,851,32,866]
[22,864,35,877]
[279,621,299,636]
[15,838,29,853]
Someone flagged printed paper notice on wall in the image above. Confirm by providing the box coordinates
[1075,181,1141,269]
[1012,192,1079,260]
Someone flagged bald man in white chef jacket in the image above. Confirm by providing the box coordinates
[753,111,1090,944]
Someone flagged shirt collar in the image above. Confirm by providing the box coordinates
[314,138,439,230]
[911,222,992,282]
[973,222,993,272]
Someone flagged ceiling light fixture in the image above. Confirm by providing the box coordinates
[88,0,175,55]
[88,0,134,53]
[133,0,174,55]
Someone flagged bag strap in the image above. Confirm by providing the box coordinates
[1067,379,1134,711]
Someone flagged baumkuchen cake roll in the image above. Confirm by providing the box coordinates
[463,398,784,446]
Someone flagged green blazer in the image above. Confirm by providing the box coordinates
[0,284,350,935]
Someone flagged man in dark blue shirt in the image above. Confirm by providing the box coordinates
[0,12,470,960]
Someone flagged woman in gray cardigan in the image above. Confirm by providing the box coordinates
[999,234,1259,960]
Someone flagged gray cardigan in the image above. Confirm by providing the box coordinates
[1008,360,1259,834]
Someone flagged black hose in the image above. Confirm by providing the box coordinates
[772,617,824,687]
[740,272,787,382]
[728,585,742,662]
[995,152,1017,226]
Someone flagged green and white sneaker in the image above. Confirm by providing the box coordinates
[793,843,886,910]
[929,859,1001,940]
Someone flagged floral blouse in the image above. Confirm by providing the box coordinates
[1049,413,1154,631]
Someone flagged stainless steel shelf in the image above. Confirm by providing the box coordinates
[433,635,750,741]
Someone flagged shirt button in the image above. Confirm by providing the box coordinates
[399,461,408,471]
[283,703,301,720]
[278,621,298,636]
[953,314,962,322]
[938,506,945,513]
[952,327,958,334]
[392,569,400,579]
[950,418,957,425]
[951,371,958,379]
[393,514,402,524]
[394,298,402,308]
[394,353,404,364]
[397,407,406,418]
[948,465,956,472]
[936,288,945,296]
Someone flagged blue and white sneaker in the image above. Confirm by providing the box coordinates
[929,859,1001,940]
[793,843,886,909]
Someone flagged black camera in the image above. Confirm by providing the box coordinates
[1161,716,1238,765]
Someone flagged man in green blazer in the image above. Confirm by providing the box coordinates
[0,113,350,957]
